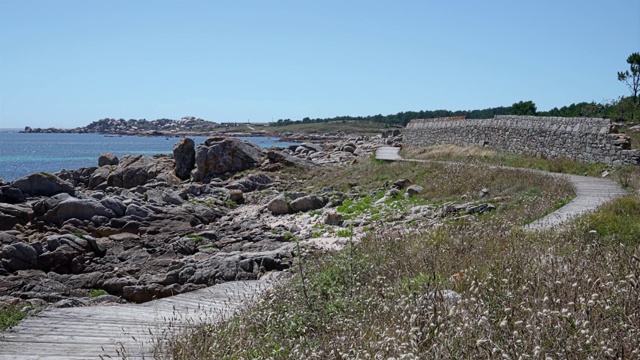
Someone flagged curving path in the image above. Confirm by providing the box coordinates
[375,146,628,231]
[0,147,628,359]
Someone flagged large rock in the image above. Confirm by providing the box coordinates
[193,137,265,181]
[265,150,313,169]
[267,194,290,215]
[0,242,38,272]
[105,154,176,189]
[226,173,273,192]
[43,197,116,226]
[12,172,75,197]
[290,195,327,213]
[0,185,25,204]
[98,153,119,167]
[173,138,196,180]
[0,203,33,230]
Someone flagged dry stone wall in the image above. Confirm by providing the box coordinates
[405,115,640,166]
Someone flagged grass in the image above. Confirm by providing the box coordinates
[154,153,615,359]
[0,305,27,332]
[402,144,608,177]
[159,192,640,358]
[335,229,354,237]
[186,233,205,243]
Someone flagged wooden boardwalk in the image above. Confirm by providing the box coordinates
[375,146,627,231]
[0,279,274,359]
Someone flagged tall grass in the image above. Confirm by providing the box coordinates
[159,198,640,358]
[155,156,615,359]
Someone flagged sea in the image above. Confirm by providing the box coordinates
[0,129,298,181]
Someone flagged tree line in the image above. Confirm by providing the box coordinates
[274,52,640,127]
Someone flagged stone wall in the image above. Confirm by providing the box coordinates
[405,115,640,166]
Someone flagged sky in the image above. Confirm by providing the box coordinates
[1,0,639,129]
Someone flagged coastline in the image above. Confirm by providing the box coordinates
[0,133,401,311]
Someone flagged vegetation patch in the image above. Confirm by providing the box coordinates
[89,289,108,297]
[0,305,27,332]
[186,234,204,243]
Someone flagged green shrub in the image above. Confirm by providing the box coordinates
[89,289,108,297]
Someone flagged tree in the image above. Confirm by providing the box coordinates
[618,52,640,121]
[510,101,537,115]
[618,53,640,101]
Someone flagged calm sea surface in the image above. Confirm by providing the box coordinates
[0,130,297,181]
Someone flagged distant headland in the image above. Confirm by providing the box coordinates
[21,116,270,136]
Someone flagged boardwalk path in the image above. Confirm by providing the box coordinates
[0,147,627,359]
[375,146,628,231]
[0,278,275,359]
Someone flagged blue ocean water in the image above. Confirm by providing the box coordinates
[0,130,297,181]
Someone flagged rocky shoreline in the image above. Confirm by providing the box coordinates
[19,116,399,144]
[0,133,407,311]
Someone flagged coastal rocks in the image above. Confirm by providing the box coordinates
[226,173,273,193]
[0,134,398,308]
[102,154,176,189]
[98,153,119,167]
[267,192,327,215]
[173,138,195,180]
[0,203,33,231]
[12,172,75,197]
[42,197,116,226]
[193,137,265,182]
[264,149,313,170]
[267,194,291,215]
[0,242,38,271]
[0,185,25,204]
[290,195,327,213]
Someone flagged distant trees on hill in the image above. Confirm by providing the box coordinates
[274,106,512,127]
[273,96,640,128]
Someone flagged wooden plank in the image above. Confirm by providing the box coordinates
[0,278,278,359]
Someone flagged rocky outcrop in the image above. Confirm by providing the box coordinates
[193,137,265,181]
[173,138,195,180]
[89,154,178,190]
[42,197,117,226]
[0,134,392,307]
[12,173,75,197]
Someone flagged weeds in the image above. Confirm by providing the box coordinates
[0,305,27,332]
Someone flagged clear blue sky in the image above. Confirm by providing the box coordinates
[1,0,639,129]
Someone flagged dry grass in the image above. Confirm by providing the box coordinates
[150,155,630,359]
[402,144,609,177]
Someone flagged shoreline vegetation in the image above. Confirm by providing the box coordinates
[156,145,640,359]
